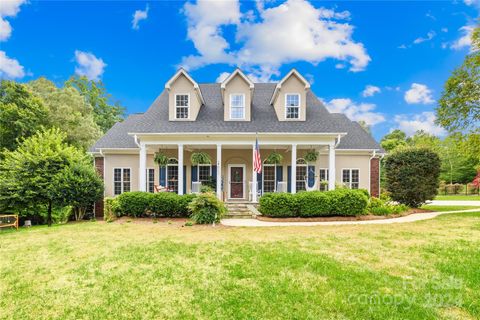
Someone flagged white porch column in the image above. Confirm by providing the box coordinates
[178,144,184,195]
[328,143,336,190]
[139,143,147,192]
[216,144,222,200]
[291,143,297,194]
[252,143,258,202]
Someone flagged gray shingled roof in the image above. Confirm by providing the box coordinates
[90,83,381,152]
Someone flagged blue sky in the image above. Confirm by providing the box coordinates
[1,0,478,140]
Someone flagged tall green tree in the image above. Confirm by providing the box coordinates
[28,77,102,150]
[436,26,480,133]
[65,75,124,132]
[380,129,407,152]
[0,128,103,226]
[0,81,49,153]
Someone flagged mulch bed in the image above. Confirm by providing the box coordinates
[105,216,230,228]
[256,208,432,222]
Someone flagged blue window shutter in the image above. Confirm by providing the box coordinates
[257,172,262,194]
[308,165,315,188]
[212,166,217,191]
[276,166,283,190]
[191,166,198,183]
[183,166,187,194]
[287,166,291,192]
[159,167,166,186]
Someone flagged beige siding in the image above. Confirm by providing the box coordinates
[273,74,307,121]
[103,149,372,198]
[168,73,201,121]
[223,75,251,121]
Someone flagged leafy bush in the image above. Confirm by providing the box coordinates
[115,192,196,218]
[104,197,120,222]
[188,193,226,224]
[259,189,369,217]
[367,197,408,216]
[327,189,369,216]
[200,185,214,193]
[116,192,153,217]
[385,147,441,207]
[296,191,331,217]
[258,193,298,217]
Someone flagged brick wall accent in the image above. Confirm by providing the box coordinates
[370,157,380,198]
[94,157,104,218]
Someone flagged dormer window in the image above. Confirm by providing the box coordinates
[285,94,300,119]
[175,94,189,119]
[230,93,245,120]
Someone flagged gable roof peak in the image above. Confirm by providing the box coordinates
[164,68,205,105]
[220,68,255,89]
[277,68,311,89]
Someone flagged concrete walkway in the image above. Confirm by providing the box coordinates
[427,200,480,206]
[221,208,480,227]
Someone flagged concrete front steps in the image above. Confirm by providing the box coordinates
[225,202,256,219]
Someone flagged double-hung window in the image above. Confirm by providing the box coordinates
[146,168,155,193]
[263,164,276,193]
[319,169,329,191]
[114,168,131,195]
[285,94,300,119]
[296,159,307,191]
[175,94,189,119]
[342,169,359,189]
[230,94,245,120]
[197,164,212,184]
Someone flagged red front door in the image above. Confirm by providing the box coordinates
[230,166,244,199]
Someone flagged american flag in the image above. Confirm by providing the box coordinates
[253,138,262,174]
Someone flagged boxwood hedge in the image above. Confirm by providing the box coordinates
[259,189,369,217]
[114,192,196,218]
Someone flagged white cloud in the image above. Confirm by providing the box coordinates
[216,72,230,82]
[335,63,346,69]
[394,112,446,136]
[181,0,241,69]
[362,85,381,97]
[181,0,370,80]
[404,83,434,104]
[450,25,474,50]
[0,0,26,41]
[413,30,436,44]
[324,98,385,126]
[398,44,407,49]
[74,50,106,81]
[132,5,149,30]
[441,27,448,33]
[0,50,25,79]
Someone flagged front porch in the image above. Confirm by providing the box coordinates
[137,139,339,203]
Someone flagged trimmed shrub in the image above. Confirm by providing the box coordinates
[259,189,368,217]
[385,147,441,207]
[296,191,332,217]
[327,189,369,216]
[258,193,298,217]
[188,192,226,224]
[115,192,196,218]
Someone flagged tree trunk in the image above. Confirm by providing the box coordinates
[47,200,52,227]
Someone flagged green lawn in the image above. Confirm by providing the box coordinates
[435,195,480,201]
[1,212,480,320]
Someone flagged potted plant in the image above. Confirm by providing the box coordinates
[154,152,169,167]
[304,150,318,163]
[265,151,283,165]
[191,152,212,165]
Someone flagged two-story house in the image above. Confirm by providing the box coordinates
[90,68,382,216]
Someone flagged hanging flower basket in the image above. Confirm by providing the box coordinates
[264,152,283,165]
[191,152,212,165]
[154,152,169,167]
[304,150,318,163]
